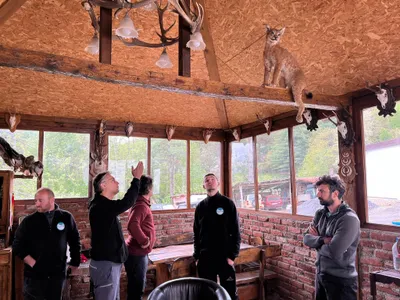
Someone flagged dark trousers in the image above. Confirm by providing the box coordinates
[23,276,65,300]
[315,273,358,300]
[197,256,238,300]
[124,255,148,300]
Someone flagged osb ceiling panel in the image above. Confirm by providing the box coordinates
[0,67,221,128]
[0,0,209,80]
[205,0,400,95]
[0,0,400,124]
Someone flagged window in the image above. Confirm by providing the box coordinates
[293,119,339,216]
[151,139,187,210]
[0,130,39,199]
[257,130,290,213]
[108,136,147,199]
[231,137,254,209]
[42,132,90,198]
[363,102,400,225]
[190,141,221,208]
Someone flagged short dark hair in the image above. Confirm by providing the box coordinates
[93,172,109,194]
[139,175,153,196]
[315,175,346,199]
[204,173,219,181]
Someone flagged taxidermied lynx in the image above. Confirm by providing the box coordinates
[263,25,312,123]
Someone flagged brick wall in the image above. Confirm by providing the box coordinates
[13,199,194,299]
[240,211,400,300]
[13,202,400,300]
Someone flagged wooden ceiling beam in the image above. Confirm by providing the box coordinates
[0,0,27,25]
[197,0,230,129]
[0,46,349,110]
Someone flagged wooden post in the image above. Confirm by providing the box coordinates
[178,0,191,77]
[99,7,112,64]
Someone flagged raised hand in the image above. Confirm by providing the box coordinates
[131,161,144,179]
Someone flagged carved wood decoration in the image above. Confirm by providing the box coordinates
[4,113,20,132]
[338,146,357,207]
[90,119,107,177]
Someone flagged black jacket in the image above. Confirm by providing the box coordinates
[13,204,81,279]
[89,178,139,263]
[193,192,241,260]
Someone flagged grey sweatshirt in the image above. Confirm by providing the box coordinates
[303,202,360,278]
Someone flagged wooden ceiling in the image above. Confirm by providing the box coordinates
[0,0,399,129]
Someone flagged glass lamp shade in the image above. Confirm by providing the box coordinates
[85,34,99,55]
[143,1,157,11]
[156,49,173,69]
[186,32,206,51]
[116,15,139,39]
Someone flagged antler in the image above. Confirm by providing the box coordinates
[168,0,204,33]
[119,1,179,48]
[365,81,383,94]
[322,112,338,126]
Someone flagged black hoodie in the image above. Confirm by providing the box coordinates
[13,204,81,279]
[193,192,241,260]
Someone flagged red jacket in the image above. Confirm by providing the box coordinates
[125,195,156,256]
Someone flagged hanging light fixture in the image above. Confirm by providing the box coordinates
[186,31,206,51]
[156,48,173,69]
[85,33,99,55]
[116,14,139,39]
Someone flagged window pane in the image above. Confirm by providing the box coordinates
[151,139,187,210]
[363,102,400,225]
[0,130,39,200]
[294,119,339,216]
[231,137,254,209]
[190,141,221,208]
[42,132,90,198]
[108,136,147,200]
[257,130,290,213]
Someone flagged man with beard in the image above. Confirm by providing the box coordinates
[193,173,240,300]
[304,175,360,300]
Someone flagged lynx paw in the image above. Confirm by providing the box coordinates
[296,113,303,123]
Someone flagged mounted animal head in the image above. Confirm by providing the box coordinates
[366,83,397,117]
[5,113,21,133]
[265,25,285,46]
[231,127,241,142]
[166,125,176,141]
[125,121,134,137]
[303,109,319,131]
[323,109,355,147]
[202,129,215,144]
[256,114,272,135]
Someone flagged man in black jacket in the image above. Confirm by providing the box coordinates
[13,187,81,300]
[193,173,241,300]
[89,161,143,300]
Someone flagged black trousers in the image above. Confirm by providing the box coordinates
[23,276,65,300]
[197,256,238,300]
[124,254,148,300]
[315,273,358,300]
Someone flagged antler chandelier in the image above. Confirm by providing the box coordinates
[81,0,205,69]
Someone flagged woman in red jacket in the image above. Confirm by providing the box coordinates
[125,175,156,300]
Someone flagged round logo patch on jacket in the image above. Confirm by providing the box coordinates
[57,222,65,231]
[216,207,224,215]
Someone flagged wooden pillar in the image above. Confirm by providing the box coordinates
[99,7,112,64]
[178,0,191,77]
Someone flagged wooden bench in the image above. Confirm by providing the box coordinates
[235,244,280,300]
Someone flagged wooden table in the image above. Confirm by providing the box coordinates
[370,269,400,300]
[148,243,255,286]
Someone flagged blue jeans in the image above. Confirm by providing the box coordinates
[124,255,148,300]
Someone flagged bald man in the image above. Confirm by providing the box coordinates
[13,188,81,300]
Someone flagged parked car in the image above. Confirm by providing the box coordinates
[261,194,284,210]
